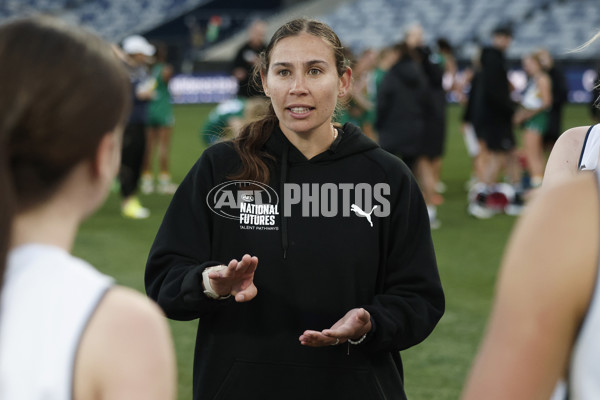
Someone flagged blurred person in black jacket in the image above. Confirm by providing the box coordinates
[376,42,428,171]
[376,26,441,228]
[232,19,267,98]
[468,26,521,218]
[406,24,445,227]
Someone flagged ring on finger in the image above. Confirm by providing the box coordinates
[331,338,340,346]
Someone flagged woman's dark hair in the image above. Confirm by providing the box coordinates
[0,16,131,292]
[230,18,349,184]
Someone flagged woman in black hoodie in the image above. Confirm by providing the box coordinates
[145,18,444,400]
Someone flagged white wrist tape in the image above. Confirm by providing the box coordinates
[202,265,231,300]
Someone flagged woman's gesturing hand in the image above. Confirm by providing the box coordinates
[207,254,258,302]
[299,308,372,347]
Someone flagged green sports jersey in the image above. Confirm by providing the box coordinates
[200,98,245,145]
[147,63,174,127]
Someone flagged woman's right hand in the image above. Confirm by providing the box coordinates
[207,254,258,302]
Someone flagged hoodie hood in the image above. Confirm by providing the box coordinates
[263,122,379,164]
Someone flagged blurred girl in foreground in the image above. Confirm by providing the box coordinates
[0,16,175,399]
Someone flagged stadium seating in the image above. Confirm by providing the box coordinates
[0,0,70,17]
[509,0,600,59]
[0,0,211,42]
[2,0,598,60]
[320,0,600,59]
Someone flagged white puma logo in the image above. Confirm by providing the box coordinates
[351,204,378,227]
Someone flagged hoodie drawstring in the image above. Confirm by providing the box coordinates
[280,142,289,259]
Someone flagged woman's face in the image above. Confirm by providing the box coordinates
[262,32,350,138]
[522,56,541,76]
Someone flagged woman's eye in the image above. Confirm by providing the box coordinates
[277,70,290,77]
[308,68,322,76]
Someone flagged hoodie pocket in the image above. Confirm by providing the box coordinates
[213,359,386,400]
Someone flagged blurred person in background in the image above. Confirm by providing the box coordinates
[118,34,155,218]
[0,16,175,399]
[199,97,247,145]
[232,19,267,98]
[460,47,488,189]
[371,45,401,105]
[199,97,268,145]
[468,26,520,219]
[436,37,459,101]
[146,17,444,400]
[368,45,400,139]
[141,42,177,195]
[514,50,553,189]
[406,24,445,228]
[337,48,378,140]
[376,40,427,172]
[376,37,433,223]
[537,48,568,150]
[431,37,457,195]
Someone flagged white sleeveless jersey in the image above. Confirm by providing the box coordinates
[521,79,543,110]
[578,124,600,171]
[0,244,113,399]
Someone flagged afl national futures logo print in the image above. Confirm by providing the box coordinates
[206,180,391,230]
[207,181,280,231]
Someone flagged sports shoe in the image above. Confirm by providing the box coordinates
[157,173,178,195]
[505,191,525,216]
[140,174,154,194]
[430,217,441,230]
[468,201,496,219]
[486,191,509,213]
[467,190,497,219]
[122,197,150,219]
[427,205,441,229]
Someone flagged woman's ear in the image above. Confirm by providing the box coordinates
[338,67,352,98]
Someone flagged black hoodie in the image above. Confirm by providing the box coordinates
[376,56,430,158]
[145,123,445,400]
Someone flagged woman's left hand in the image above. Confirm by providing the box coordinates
[299,308,372,347]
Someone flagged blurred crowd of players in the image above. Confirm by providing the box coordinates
[132,18,599,229]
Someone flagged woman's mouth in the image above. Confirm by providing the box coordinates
[287,106,314,115]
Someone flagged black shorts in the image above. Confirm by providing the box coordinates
[479,123,515,152]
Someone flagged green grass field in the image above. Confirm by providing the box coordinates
[73,103,592,399]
